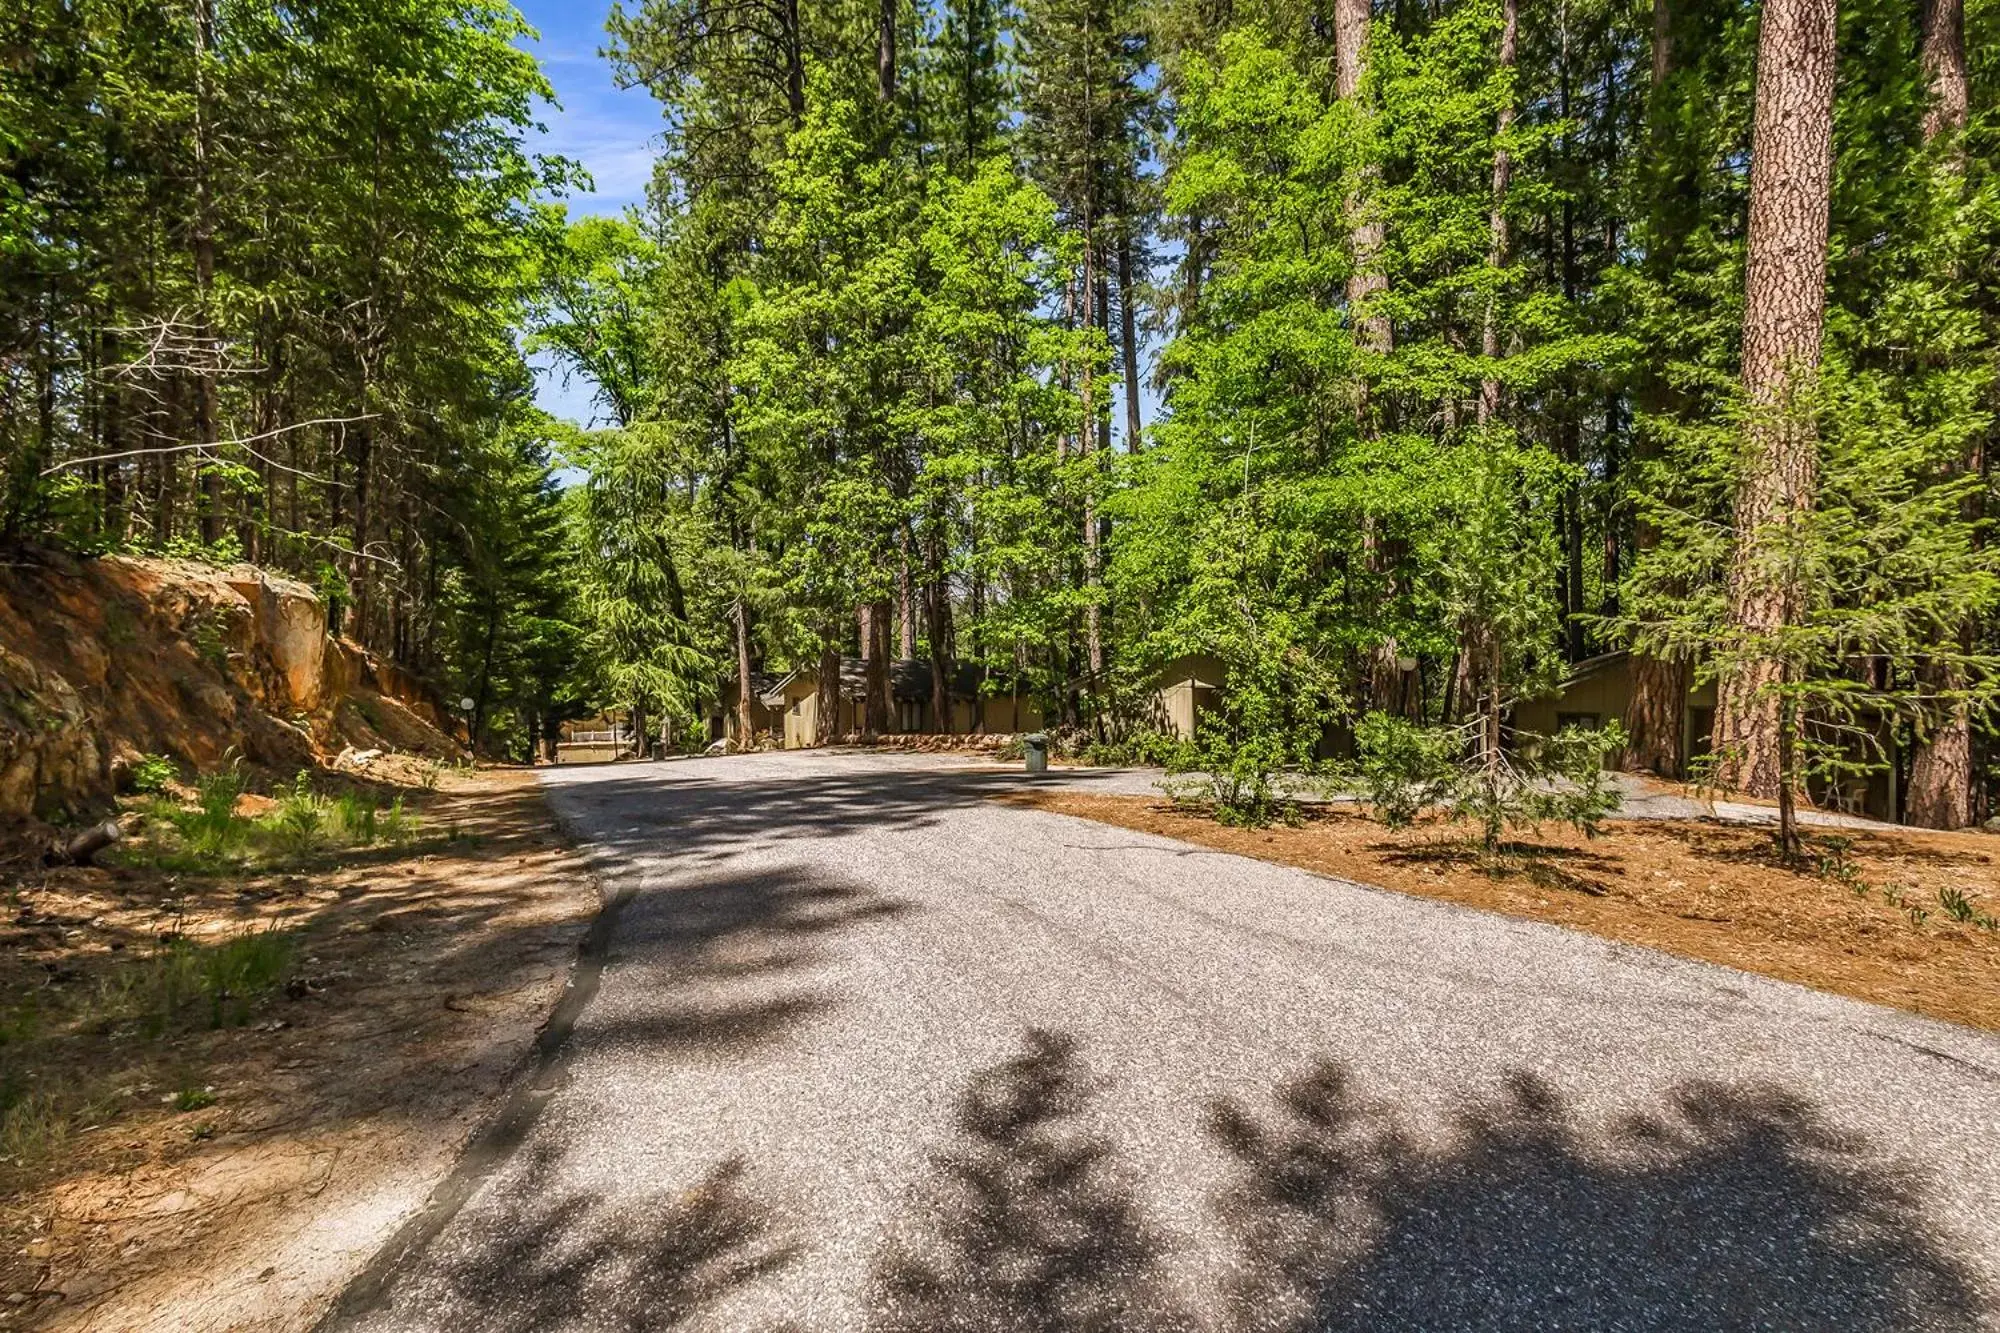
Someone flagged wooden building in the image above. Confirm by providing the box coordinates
[1516,650,1899,820]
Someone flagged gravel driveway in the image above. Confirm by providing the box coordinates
[326,749,2000,1332]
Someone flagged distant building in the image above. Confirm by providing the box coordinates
[1512,650,1717,765]
[711,650,1226,752]
[1150,653,1226,741]
[748,659,1047,749]
[1516,649,1900,820]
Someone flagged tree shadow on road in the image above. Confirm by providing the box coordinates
[1210,1063,1988,1332]
[574,867,911,1060]
[418,1141,797,1333]
[864,1030,1988,1331]
[870,1029,1197,1332]
[545,759,1113,866]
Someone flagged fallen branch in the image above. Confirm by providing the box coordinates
[46,819,123,867]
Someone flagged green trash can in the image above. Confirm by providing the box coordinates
[1023,732,1049,774]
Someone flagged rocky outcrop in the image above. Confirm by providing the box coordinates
[0,644,101,821]
[0,552,461,822]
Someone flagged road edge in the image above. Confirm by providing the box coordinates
[311,777,637,1329]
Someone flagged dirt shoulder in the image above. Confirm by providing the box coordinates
[0,768,598,1332]
[1007,791,2000,1034]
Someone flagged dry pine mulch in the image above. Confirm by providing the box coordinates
[1009,792,2000,1034]
[0,768,598,1331]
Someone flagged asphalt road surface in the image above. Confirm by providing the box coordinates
[329,750,2000,1332]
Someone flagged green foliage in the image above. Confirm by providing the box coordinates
[127,754,177,795]
[16,0,1976,839]
[1346,715,1627,851]
[136,769,419,871]
[173,1086,217,1113]
[1076,730,1188,768]
[1350,714,1463,828]
[2,0,579,748]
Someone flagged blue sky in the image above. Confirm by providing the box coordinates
[514,1,657,429]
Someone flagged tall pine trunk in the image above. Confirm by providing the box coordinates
[1621,0,1691,777]
[1907,0,1974,827]
[1469,0,1518,763]
[1712,0,1837,805]
[1118,230,1143,452]
[734,598,755,746]
[1081,240,1105,682]
[1337,0,1403,714]
[1919,0,1967,144]
[816,639,841,745]
[191,0,223,548]
[926,525,955,733]
[1476,0,1517,426]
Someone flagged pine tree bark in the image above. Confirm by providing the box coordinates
[926,527,955,733]
[1651,0,1673,86]
[1334,0,1391,364]
[898,525,916,658]
[1081,241,1105,681]
[1711,0,1837,798]
[1920,0,1967,144]
[1336,0,1403,712]
[878,0,897,104]
[816,639,841,745]
[1906,0,1974,827]
[1477,0,1518,425]
[1460,0,1520,743]
[1118,229,1143,451]
[191,0,223,548]
[734,597,755,745]
[861,599,894,734]
[1621,0,1689,776]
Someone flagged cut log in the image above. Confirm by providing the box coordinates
[48,819,123,867]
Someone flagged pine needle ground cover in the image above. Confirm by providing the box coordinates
[0,770,597,1328]
[1006,792,2000,1033]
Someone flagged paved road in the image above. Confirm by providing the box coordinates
[331,750,2000,1332]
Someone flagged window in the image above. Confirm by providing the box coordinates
[1555,711,1602,732]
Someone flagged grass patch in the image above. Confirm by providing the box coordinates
[0,927,295,1174]
[129,768,420,874]
[173,1086,216,1113]
[94,927,298,1036]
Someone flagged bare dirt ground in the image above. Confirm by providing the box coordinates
[0,768,598,1332]
[1008,791,2000,1033]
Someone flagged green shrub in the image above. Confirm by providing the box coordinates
[1341,714,1626,851]
[379,796,416,845]
[165,766,247,859]
[197,929,293,1026]
[1349,714,1461,827]
[1078,729,1190,769]
[173,1085,216,1112]
[272,771,326,853]
[128,753,177,795]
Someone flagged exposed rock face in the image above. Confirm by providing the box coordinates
[225,568,328,712]
[0,553,459,822]
[0,644,102,820]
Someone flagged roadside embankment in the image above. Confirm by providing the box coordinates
[0,552,457,825]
